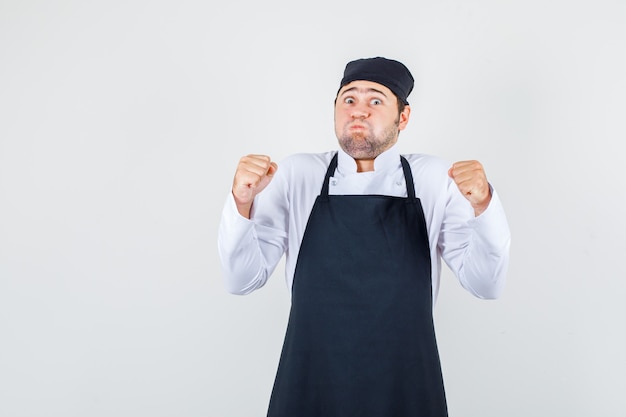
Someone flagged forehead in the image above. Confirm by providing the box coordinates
[337,80,395,98]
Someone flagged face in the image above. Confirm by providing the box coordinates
[334,80,410,161]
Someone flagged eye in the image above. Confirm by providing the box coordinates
[344,97,355,104]
[370,98,382,105]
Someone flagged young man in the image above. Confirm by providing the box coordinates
[218,57,510,416]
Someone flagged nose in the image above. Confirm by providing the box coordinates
[351,104,369,119]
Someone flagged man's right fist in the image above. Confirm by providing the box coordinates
[232,155,278,218]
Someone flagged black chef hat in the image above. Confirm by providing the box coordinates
[339,57,414,105]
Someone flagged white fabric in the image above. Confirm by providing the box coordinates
[218,143,510,304]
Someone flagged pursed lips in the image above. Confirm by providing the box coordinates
[349,122,367,130]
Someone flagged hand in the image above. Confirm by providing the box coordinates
[232,154,278,218]
[448,160,492,216]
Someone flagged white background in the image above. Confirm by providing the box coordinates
[1,0,625,416]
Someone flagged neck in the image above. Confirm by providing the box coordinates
[355,159,375,172]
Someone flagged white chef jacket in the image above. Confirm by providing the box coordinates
[218,143,510,304]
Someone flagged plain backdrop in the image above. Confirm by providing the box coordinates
[1,0,625,416]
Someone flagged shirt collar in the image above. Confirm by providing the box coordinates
[337,143,401,174]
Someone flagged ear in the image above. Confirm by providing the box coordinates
[398,105,411,131]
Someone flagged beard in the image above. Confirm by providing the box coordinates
[337,118,400,160]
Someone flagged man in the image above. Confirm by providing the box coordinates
[218,57,510,416]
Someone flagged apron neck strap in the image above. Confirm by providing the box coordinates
[400,156,416,200]
[321,153,416,200]
[320,153,339,197]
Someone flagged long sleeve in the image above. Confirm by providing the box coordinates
[437,184,511,300]
[217,152,329,296]
[217,190,289,295]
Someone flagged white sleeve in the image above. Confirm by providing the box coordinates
[439,184,511,299]
[217,188,289,295]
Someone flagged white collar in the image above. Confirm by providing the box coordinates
[336,143,401,174]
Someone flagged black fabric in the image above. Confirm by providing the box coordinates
[339,57,414,105]
[267,154,448,416]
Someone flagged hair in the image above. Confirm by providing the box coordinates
[396,96,407,115]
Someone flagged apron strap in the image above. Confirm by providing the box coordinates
[400,155,417,200]
[320,152,339,197]
[320,153,416,200]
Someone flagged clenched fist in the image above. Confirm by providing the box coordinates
[232,154,278,218]
[448,160,492,216]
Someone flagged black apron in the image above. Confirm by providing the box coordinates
[267,154,448,416]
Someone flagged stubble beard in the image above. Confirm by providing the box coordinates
[337,118,400,160]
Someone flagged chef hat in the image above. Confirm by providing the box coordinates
[339,57,414,105]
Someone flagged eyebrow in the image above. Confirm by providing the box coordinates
[339,86,388,98]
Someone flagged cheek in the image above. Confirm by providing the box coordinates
[333,115,342,133]
[334,112,349,127]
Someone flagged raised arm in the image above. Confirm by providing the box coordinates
[441,160,510,299]
[218,154,287,295]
